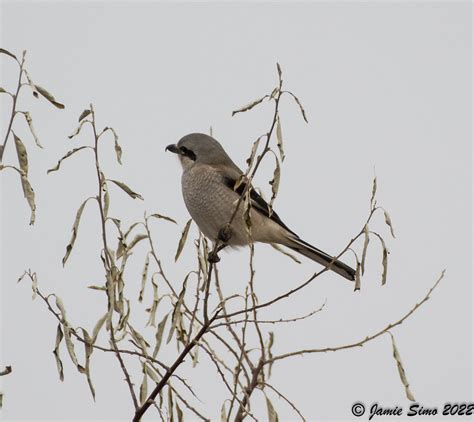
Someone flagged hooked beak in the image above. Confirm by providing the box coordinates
[165,144,181,154]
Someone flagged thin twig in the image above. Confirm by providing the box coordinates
[266,270,446,364]
[210,301,326,329]
[91,105,138,410]
[221,207,378,320]
[0,50,23,162]
[133,311,221,421]
[234,358,265,422]
[263,383,306,421]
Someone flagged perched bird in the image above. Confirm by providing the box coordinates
[166,133,355,281]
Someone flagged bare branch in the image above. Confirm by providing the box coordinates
[266,271,445,364]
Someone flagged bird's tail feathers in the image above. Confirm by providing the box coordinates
[285,236,356,281]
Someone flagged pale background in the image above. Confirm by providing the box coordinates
[0,1,472,421]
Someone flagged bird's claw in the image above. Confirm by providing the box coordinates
[208,251,221,263]
[218,225,232,243]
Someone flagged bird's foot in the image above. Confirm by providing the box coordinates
[208,227,232,264]
[218,225,232,243]
[208,250,221,263]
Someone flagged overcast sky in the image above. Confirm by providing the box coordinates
[1,1,472,421]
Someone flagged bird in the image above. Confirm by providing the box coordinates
[166,133,355,281]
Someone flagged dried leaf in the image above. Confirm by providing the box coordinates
[47,146,89,174]
[354,261,361,291]
[63,325,79,367]
[384,209,396,238]
[55,296,66,323]
[92,313,108,343]
[245,137,261,168]
[79,328,95,400]
[361,225,370,275]
[176,402,184,422]
[53,324,65,381]
[232,95,269,116]
[149,213,177,224]
[379,235,388,285]
[168,386,174,422]
[373,232,389,285]
[116,236,127,259]
[267,331,275,378]
[139,253,150,302]
[127,234,148,252]
[62,198,91,266]
[268,156,281,215]
[0,48,17,61]
[243,189,253,238]
[270,87,279,100]
[382,245,388,286]
[129,325,150,354]
[139,365,148,406]
[78,109,91,122]
[68,119,90,139]
[23,69,38,96]
[30,271,38,299]
[276,62,282,81]
[21,175,36,225]
[109,179,143,200]
[221,402,227,422]
[389,333,415,401]
[34,84,65,109]
[103,184,110,218]
[13,132,36,224]
[144,363,160,383]
[276,116,285,161]
[266,396,279,422]
[14,132,28,175]
[110,128,122,165]
[123,221,142,241]
[146,280,161,327]
[191,345,199,368]
[167,288,185,344]
[153,313,169,358]
[117,298,131,332]
[370,175,377,207]
[21,111,43,148]
[174,219,192,262]
[287,91,308,123]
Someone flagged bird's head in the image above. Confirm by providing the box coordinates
[166,133,234,170]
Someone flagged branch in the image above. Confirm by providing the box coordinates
[0,51,23,162]
[234,358,265,422]
[210,301,326,329]
[220,206,379,320]
[262,383,306,421]
[90,105,138,410]
[133,311,220,422]
[266,270,445,364]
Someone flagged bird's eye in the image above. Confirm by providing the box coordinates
[179,146,196,161]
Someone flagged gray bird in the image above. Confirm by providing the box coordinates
[166,133,355,281]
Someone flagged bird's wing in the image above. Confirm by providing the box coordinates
[220,173,298,237]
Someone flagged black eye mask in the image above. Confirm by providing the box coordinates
[179,146,197,161]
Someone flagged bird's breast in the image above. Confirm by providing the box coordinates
[181,166,247,244]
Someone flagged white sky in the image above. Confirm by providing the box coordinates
[1,1,472,421]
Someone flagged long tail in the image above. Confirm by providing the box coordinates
[284,236,355,281]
